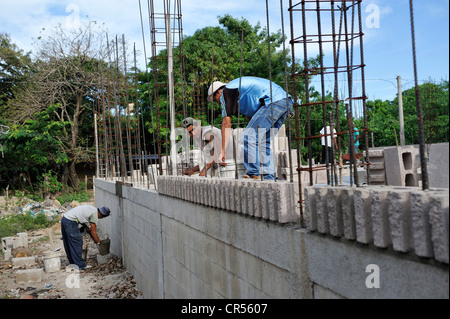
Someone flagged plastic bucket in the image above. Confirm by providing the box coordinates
[43,250,61,273]
[98,239,110,256]
[219,160,246,178]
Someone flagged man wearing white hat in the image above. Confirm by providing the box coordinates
[208,76,293,180]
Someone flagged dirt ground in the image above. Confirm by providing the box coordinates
[0,199,143,300]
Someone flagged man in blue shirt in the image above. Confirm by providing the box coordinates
[208,77,293,180]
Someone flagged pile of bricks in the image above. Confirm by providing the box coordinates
[2,232,28,261]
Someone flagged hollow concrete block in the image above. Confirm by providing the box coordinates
[16,268,43,283]
[410,191,434,258]
[388,189,413,252]
[370,188,391,248]
[252,182,262,218]
[429,195,449,264]
[260,183,270,220]
[327,187,343,237]
[12,257,36,269]
[303,187,317,231]
[316,188,330,234]
[341,187,356,240]
[276,182,297,224]
[354,188,373,244]
[247,183,255,217]
[267,183,276,221]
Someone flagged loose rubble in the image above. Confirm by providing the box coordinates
[0,196,143,299]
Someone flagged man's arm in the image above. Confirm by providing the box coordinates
[87,223,101,244]
[221,116,231,163]
[183,165,200,175]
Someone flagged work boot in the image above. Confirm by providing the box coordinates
[242,174,261,180]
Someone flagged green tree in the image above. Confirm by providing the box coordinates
[2,22,112,188]
[0,105,69,190]
[142,15,320,156]
[0,33,32,108]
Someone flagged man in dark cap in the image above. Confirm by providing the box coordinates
[61,204,111,270]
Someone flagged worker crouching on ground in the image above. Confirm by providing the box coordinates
[209,76,293,180]
[181,117,233,177]
[61,205,111,270]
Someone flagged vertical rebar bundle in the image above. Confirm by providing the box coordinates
[94,35,147,187]
[149,0,186,176]
[288,0,369,189]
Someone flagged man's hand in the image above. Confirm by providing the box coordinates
[183,166,199,175]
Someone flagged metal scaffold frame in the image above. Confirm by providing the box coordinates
[288,0,370,190]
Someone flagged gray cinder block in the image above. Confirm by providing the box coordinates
[370,188,391,248]
[429,195,449,264]
[341,187,356,240]
[316,188,330,234]
[327,187,343,237]
[16,268,43,283]
[388,189,413,252]
[410,191,434,258]
[12,257,36,269]
[304,187,317,231]
[354,188,373,244]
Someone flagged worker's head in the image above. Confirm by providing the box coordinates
[98,206,111,219]
[182,117,201,138]
[207,81,227,103]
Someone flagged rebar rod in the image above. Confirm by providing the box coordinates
[409,0,429,190]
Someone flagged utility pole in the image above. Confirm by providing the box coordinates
[397,76,406,146]
[94,113,99,177]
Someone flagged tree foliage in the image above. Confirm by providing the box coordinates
[0,16,448,192]
[0,33,32,108]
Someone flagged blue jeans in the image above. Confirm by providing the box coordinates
[242,98,293,180]
[61,217,87,270]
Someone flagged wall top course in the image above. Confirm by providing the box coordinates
[304,185,449,264]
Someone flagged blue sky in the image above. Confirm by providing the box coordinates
[1,0,448,102]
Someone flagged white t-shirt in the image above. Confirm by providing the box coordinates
[320,126,336,147]
[64,205,98,226]
[201,126,234,161]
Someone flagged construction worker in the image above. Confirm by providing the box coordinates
[181,117,233,176]
[320,125,337,164]
[61,205,111,270]
[208,77,293,180]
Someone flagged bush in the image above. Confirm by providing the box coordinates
[57,189,92,205]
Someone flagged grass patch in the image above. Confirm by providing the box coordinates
[0,212,57,239]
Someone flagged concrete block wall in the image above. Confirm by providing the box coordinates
[95,178,449,299]
[304,185,449,264]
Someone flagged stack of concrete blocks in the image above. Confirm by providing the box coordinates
[304,185,449,264]
[1,232,43,283]
[383,146,421,187]
[364,148,386,185]
[2,232,28,261]
[157,175,300,224]
[277,151,297,181]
